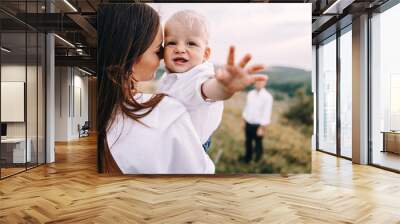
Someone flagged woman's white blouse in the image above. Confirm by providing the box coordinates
[106,94,215,174]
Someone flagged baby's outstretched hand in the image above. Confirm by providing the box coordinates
[216,46,266,95]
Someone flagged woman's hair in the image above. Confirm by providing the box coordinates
[97,3,165,174]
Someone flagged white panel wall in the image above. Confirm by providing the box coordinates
[54,67,89,141]
[55,66,69,141]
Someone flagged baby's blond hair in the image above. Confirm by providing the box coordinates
[165,10,209,42]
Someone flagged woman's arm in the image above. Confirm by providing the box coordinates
[201,46,266,101]
[164,111,215,174]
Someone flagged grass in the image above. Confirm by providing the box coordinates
[207,92,311,174]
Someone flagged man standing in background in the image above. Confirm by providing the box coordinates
[241,76,273,163]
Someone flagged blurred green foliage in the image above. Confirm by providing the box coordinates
[284,86,314,128]
[208,92,312,174]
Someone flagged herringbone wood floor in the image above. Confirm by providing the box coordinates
[0,135,399,224]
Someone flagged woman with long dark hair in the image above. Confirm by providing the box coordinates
[97,3,265,174]
[97,3,214,174]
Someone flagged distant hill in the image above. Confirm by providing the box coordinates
[261,66,311,97]
[155,65,311,97]
[262,66,311,85]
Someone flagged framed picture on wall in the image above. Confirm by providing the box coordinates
[1,81,25,122]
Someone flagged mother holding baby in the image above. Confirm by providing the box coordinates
[97,3,266,174]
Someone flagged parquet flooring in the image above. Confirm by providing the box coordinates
[0,135,399,223]
[1,167,26,178]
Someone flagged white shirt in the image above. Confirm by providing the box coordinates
[106,94,215,174]
[242,88,273,126]
[157,62,224,144]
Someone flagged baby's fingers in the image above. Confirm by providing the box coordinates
[246,64,265,74]
[239,54,252,68]
[227,46,235,66]
[247,74,268,84]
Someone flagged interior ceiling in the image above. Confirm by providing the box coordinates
[0,0,391,75]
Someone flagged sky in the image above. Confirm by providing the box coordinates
[148,3,312,71]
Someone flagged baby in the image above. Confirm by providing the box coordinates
[157,10,223,152]
[157,10,266,152]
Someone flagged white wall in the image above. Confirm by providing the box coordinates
[55,66,69,141]
[71,71,89,139]
[54,67,89,141]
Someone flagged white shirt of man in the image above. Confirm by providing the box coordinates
[242,88,273,126]
[157,61,224,144]
[106,94,215,174]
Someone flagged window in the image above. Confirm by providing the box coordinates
[0,1,46,179]
[370,2,400,171]
[339,27,352,158]
[318,35,337,154]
